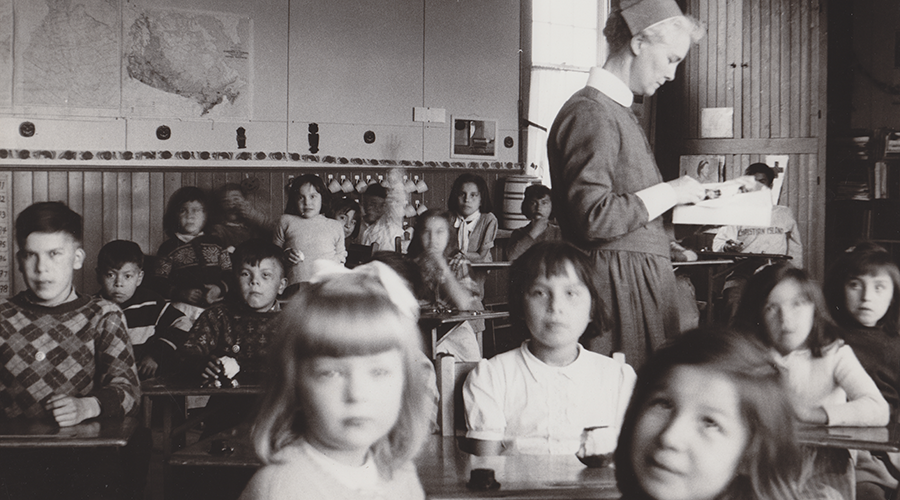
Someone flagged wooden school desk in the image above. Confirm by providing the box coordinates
[0,417,137,448]
[141,377,264,458]
[169,429,620,500]
[798,423,900,453]
[419,309,511,359]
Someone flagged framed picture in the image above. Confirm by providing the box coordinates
[451,116,498,159]
[679,155,725,184]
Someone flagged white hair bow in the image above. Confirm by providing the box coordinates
[308,259,419,321]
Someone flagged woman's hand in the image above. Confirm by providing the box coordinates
[667,175,706,205]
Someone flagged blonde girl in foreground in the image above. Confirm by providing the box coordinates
[239,262,432,500]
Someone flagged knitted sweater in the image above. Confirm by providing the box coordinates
[150,234,233,306]
[180,300,281,378]
[274,214,346,284]
[0,292,140,419]
[842,324,900,420]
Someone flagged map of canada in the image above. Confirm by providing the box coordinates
[123,8,251,118]
[14,0,120,108]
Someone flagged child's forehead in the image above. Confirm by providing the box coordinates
[242,257,285,273]
[23,231,79,249]
[112,262,142,272]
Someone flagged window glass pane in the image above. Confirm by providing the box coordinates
[549,0,576,26]
[572,0,598,28]
[569,27,597,67]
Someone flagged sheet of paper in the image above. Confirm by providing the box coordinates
[673,187,773,226]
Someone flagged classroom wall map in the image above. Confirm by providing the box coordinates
[123,6,251,119]
[13,0,121,109]
[8,0,250,118]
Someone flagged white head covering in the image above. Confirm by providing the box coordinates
[619,0,684,35]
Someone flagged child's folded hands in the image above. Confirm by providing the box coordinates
[44,394,100,427]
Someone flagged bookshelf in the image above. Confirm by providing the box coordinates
[827,128,900,265]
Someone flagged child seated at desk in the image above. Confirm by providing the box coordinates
[407,209,483,361]
[733,263,888,498]
[712,162,803,320]
[96,239,193,379]
[824,242,900,500]
[149,186,233,322]
[506,184,562,261]
[240,262,432,500]
[463,241,636,455]
[615,328,839,500]
[180,239,288,436]
[0,202,143,499]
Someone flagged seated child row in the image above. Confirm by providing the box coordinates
[6,198,897,500]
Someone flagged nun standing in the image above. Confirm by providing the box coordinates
[547,0,706,368]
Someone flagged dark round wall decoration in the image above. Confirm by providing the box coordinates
[156,125,171,140]
[363,130,376,144]
[19,122,35,138]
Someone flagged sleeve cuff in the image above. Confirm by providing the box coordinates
[635,183,678,221]
[466,429,505,441]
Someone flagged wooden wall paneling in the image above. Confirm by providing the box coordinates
[148,173,165,256]
[715,0,726,107]
[741,0,751,138]
[800,1,811,137]
[789,1,801,136]
[32,172,48,202]
[66,171,84,292]
[769,0,781,138]
[102,172,118,245]
[163,173,181,211]
[759,0,771,138]
[82,172,103,296]
[132,172,151,258]
[117,172,132,243]
[779,0,791,138]
[727,0,740,138]
[749,0,760,138]
[697,0,709,114]
[689,0,700,137]
[48,172,67,204]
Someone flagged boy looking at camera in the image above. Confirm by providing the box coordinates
[96,240,192,379]
[0,202,139,426]
[181,238,287,436]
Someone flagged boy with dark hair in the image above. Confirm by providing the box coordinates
[97,239,192,379]
[181,238,287,436]
[4,202,139,423]
[0,202,144,499]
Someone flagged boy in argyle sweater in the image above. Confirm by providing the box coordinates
[0,202,139,425]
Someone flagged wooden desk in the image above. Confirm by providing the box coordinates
[141,377,264,458]
[798,425,900,453]
[0,417,137,449]
[419,310,511,359]
[170,430,619,499]
[470,261,512,269]
[418,437,619,499]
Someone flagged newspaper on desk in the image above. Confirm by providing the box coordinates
[673,178,773,226]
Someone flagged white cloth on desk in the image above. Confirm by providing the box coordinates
[463,341,636,455]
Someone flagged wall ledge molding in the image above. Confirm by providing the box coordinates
[0,148,524,171]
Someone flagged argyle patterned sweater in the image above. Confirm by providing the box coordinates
[0,292,140,419]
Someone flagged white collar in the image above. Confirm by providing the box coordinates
[586,67,634,108]
[521,340,584,379]
[300,439,380,490]
[176,231,203,243]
